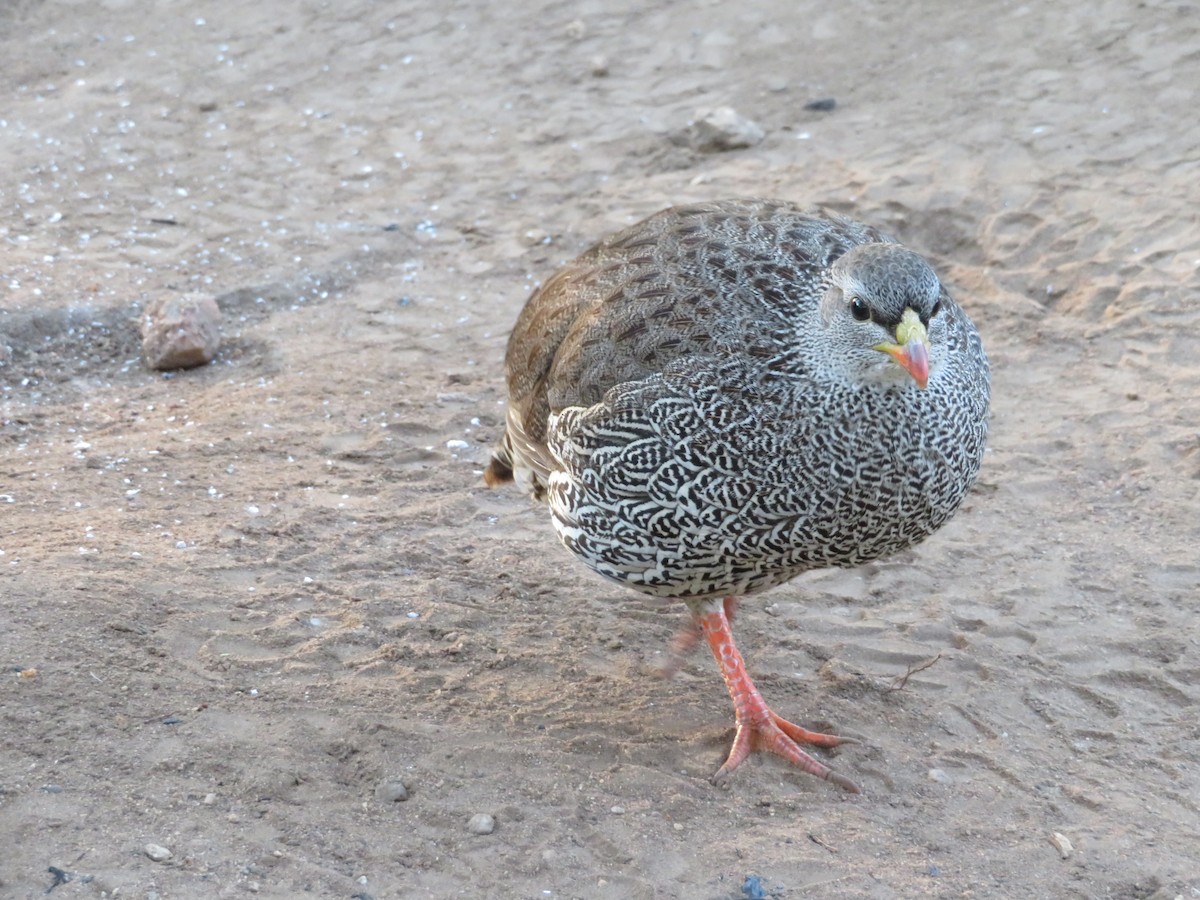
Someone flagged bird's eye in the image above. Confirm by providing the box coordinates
[930,298,943,318]
[849,297,871,322]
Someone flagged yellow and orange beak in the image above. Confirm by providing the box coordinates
[874,308,930,389]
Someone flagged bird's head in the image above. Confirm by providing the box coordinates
[819,243,946,389]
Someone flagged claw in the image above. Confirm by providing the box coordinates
[696,598,861,793]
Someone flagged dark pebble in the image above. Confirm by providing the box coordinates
[804,98,837,111]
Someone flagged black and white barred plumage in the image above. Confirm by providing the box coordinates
[486,199,989,601]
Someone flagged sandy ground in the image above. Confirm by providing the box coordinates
[2,1,1199,897]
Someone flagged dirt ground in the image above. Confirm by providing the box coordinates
[2,1,1198,897]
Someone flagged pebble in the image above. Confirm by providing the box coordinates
[927,768,951,784]
[140,293,222,370]
[467,813,495,835]
[144,843,172,862]
[1050,831,1074,859]
[679,107,765,152]
[374,778,409,803]
[804,97,838,112]
[520,227,551,247]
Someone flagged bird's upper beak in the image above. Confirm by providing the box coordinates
[874,308,930,389]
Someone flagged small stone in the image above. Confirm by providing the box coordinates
[144,843,172,862]
[610,806,625,815]
[590,55,609,77]
[140,293,222,370]
[927,768,951,784]
[564,19,586,39]
[467,813,495,835]
[521,227,551,247]
[374,778,409,803]
[678,107,765,153]
[203,793,216,804]
[804,97,837,112]
[1049,832,1073,859]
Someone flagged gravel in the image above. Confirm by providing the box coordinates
[467,813,495,835]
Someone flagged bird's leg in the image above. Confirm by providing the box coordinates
[657,596,739,678]
[695,597,861,794]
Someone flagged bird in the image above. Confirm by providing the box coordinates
[484,198,990,793]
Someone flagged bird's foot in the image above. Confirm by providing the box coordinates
[698,598,861,794]
[712,706,861,793]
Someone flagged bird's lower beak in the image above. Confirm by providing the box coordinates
[874,309,930,389]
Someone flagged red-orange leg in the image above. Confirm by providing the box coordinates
[695,597,861,793]
[657,596,739,678]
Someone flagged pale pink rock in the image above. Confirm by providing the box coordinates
[140,294,222,370]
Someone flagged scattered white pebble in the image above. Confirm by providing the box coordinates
[682,106,765,152]
[1050,832,1073,859]
[927,768,951,784]
[610,806,625,815]
[446,439,470,450]
[467,813,495,835]
[144,843,172,862]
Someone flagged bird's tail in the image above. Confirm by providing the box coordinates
[482,432,515,487]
